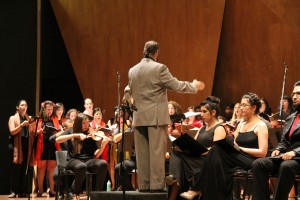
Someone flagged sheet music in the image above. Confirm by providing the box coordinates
[168,135,176,142]
[184,111,201,118]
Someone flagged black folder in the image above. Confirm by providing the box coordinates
[44,125,59,132]
[214,137,242,153]
[172,133,208,156]
[270,155,300,161]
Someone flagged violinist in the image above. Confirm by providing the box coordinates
[8,100,36,198]
[168,101,182,137]
[271,96,295,128]
[56,113,108,200]
[90,107,110,161]
[258,98,272,129]
[50,119,74,200]
[108,108,131,191]
[221,103,241,133]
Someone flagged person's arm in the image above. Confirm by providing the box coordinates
[56,133,86,143]
[274,134,290,152]
[113,132,122,143]
[94,136,110,158]
[239,122,268,157]
[49,130,66,143]
[160,65,204,93]
[213,126,227,141]
[8,116,29,136]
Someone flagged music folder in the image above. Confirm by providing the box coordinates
[270,155,300,161]
[171,133,208,156]
[44,125,59,132]
[214,137,242,153]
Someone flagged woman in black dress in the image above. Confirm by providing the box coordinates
[166,96,227,200]
[180,92,269,200]
[56,113,108,200]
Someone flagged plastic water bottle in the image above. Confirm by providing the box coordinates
[106,180,111,192]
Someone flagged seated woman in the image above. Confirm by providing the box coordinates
[165,96,227,200]
[180,92,269,200]
[168,100,183,137]
[56,113,108,200]
[182,106,203,129]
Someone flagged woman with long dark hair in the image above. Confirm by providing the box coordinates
[56,113,108,200]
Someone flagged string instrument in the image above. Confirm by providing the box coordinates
[87,127,112,142]
[24,113,38,124]
[23,113,39,135]
[222,119,238,134]
[87,132,105,141]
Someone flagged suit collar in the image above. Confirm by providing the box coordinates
[141,57,156,63]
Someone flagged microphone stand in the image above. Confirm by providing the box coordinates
[26,116,40,200]
[279,62,288,128]
[116,71,126,200]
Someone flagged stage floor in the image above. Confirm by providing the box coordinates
[0,195,51,200]
[0,193,87,200]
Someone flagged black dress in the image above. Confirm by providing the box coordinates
[195,123,261,200]
[169,124,220,193]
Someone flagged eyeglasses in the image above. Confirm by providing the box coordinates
[239,103,251,108]
[291,91,300,97]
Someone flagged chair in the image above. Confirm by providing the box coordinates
[55,151,95,200]
[233,168,253,200]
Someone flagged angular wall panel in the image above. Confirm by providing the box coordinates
[50,0,225,117]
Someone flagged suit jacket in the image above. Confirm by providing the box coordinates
[275,112,300,155]
[126,58,197,127]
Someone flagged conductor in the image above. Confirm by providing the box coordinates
[125,40,205,192]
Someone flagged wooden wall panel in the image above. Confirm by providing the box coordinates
[50,0,225,118]
[214,0,300,113]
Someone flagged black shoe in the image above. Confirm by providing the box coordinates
[36,193,42,198]
[67,192,74,200]
[58,194,64,200]
[18,193,29,198]
[49,192,56,197]
[8,192,16,198]
[117,186,123,191]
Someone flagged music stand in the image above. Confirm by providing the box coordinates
[26,117,40,200]
[118,103,136,200]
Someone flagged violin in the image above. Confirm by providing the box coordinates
[87,127,107,141]
[24,113,38,124]
[222,119,238,133]
[87,132,104,141]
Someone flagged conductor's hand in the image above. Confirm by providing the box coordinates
[192,80,205,91]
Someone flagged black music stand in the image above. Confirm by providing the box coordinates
[26,116,40,200]
[118,103,136,200]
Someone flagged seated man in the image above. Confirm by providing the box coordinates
[115,149,136,191]
[252,80,300,200]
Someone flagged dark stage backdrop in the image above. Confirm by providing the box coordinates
[0,1,37,194]
[40,0,83,111]
[0,0,83,194]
